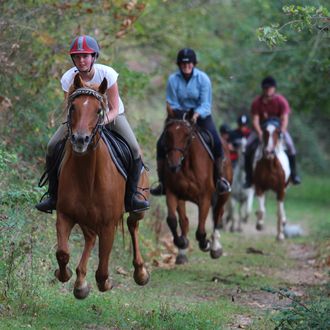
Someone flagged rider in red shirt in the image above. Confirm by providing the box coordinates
[244,76,301,187]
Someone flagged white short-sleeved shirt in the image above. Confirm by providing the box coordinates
[60,63,125,114]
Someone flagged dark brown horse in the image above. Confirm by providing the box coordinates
[55,74,149,299]
[162,109,232,264]
[253,119,291,240]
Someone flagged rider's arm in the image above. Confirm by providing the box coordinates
[104,82,120,124]
[280,113,289,133]
[252,114,263,139]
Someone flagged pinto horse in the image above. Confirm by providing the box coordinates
[55,74,149,299]
[253,119,290,241]
[162,110,232,264]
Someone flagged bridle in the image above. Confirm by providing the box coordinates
[164,118,196,169]
[66,87,106,150]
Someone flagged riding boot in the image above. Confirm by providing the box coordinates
[35,155,58,213]
[243,153,253,188]
[214,157,231,194]
[150,159,166,196]
[288,155,301,185]
[125,157,150,212]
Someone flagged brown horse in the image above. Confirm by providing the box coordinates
[162,110,232,264]
[55,74,149,299]
[253,119,291,241]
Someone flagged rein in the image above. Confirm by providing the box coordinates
[66,87,106,150]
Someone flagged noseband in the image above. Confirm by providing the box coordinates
[164,119,195,166]
[66,88,106,150]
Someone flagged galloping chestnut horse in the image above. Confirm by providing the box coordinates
[55,74,149,299]
[163,109,232,264]
[253,118,290,241]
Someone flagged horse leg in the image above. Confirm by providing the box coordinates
[166,193,180,246]
[237,200,243,232]
[256,193,266,231]
[73,226,96,299]
[195,198,211,252]
[276,193,286,241]
[210,195,228,259]
[95,226,115,292]
[127,212,150,285]
[175,200,189,265]
[244,187,254,223]
[227,196,236,232]
[55,212,74,283]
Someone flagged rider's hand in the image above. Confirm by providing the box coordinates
[257,131,263,142]
[192,112,199,124]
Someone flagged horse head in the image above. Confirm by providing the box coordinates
[261,118,282,159]
[67,74,108,154]
[164,110,195,173]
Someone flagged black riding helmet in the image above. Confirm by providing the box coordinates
[261,76,277,89]
[176,48,197,65]
[219,123,231,135]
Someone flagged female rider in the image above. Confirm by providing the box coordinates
[151,48,231,195]
[36,35,149,213]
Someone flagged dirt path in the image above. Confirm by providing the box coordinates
[152,201,329,329]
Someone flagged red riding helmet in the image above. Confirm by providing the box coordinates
[69,35,100,58]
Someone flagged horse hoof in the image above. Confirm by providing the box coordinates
[276,234,285,241]
[199,240,210,252]
[54,267,73,283]
[174,236,189,249]
[97,278,113,292]
[73,284,90,300]
[134,268,150,286]
[175,254,188,265]
[210,248,223,259]
[256,223,264,231]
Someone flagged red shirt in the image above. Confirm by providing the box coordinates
[251,94,291,122]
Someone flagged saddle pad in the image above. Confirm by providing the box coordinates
[196,128,214,161]
[101,129,133,180]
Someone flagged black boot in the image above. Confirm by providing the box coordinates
[288,155,301,185]
[243,153,253,188]
[214,157,231,194]
[35,155,58,213]
[150,159,166,196]
[125,157,150,212]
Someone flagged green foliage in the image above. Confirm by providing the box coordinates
[257,5,330,47]
[262,287,330,330]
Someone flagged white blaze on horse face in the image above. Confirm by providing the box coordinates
[265,125,276,155]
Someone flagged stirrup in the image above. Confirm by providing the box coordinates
[216,178,231,195]
[291,175,301,185]
[35,195,57,214]
[125,191,150,213]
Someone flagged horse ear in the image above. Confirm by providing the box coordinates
[73,73,84,89]
[98,78,108,94]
